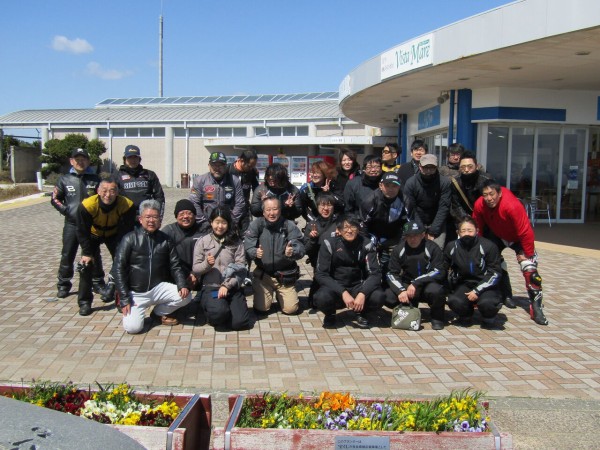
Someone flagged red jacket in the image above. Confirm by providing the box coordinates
[472,187,535,256]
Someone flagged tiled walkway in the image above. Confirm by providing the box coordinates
[1,188,599,404]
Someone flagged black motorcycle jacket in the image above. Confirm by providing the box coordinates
[51,168,100,223]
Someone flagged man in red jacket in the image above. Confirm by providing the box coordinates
[472,180,548,325]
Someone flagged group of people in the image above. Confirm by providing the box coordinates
[51,141,549,335]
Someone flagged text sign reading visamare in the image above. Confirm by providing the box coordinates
[381,34,434,80]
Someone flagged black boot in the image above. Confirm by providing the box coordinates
[101,281,115,303]
[529,290,548,325]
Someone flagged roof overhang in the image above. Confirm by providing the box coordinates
[339,0,600,128]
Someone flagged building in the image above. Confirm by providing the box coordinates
[339,0,600,223]
[0,92,392,188]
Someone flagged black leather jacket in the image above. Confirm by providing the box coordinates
[114,227,187,306]
[51,169,100,223]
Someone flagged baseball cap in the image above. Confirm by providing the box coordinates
[209,152,227,164]
[420,154,438,167]
[124,145,141,158]
[381,172,401,186]
[403,220,425,235]
[71,148,90,159]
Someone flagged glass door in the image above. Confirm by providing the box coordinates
[586,129,600,222]
[559,128,586,220]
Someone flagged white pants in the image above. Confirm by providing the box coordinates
[122,282,191,334]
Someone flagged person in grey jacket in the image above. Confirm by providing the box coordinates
[193,207,250,331]
[114,200,191,334]
[244,197,305,315]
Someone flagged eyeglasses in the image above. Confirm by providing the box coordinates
[142,215,160,221]
[382,150,394,155]
[365,164,381,170]
[342,224,359,231]
[459,164,476,170]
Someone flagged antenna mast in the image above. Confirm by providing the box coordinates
[158,1,164,97]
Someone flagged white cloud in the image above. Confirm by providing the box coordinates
[52,35,93,54]
[86,62,133,80]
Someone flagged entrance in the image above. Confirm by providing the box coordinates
[587,129,600,222]
[485,125,587,223]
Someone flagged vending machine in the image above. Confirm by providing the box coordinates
[290,156,308,187]
[256,154,271,182]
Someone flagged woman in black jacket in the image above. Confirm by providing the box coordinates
[443,216,503,328]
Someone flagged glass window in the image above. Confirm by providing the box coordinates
[189,128,203,137]
[125,128,139,137]
[486,126,509,187]
[217,128,232,137]
[560,129,586,220]
[112,128,125,137]
[510,127,535,199]
[233,128,247,137]
[536,128,560,218]
[173,128,186,137]
[269,127,282,136]
[139,128,153,137]
[255,127,267,136]
[297,126,309,136]
[98,129,109,138]
[153,128,165,137]
[282,127,296,136]
[203,128,217,137]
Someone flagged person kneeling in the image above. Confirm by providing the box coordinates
[444,217,502,329]
[115,200,192,334]
[193,207,250,331]
[386,220,447,330]
[314,215,385,328]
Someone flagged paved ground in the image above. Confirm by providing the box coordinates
[1,188,599,449]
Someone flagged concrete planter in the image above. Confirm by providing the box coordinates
[0,385,212,450]
[213,394,512,450]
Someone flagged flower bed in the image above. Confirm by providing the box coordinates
[0,381,212,450]
[213,390,512,449]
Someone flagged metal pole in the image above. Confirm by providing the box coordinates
[159,13,163,97]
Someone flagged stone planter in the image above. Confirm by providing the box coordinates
[0,385,212,450]
[213,394,512,450]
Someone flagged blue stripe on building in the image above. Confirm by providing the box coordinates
[472,107,566,122]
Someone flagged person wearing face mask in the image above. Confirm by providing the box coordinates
[403,154,451,249]
[444,217,503,329]
[189,152,246,234]
[449,151,494,223]
[343,155,383,215]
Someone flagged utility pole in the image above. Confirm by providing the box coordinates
[159,0,164,97]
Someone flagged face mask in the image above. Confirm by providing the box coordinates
[420,172,436,182]
[460,235,477,247]
[363,173,381,186]
[460,171,478,183]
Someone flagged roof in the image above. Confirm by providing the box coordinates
[0,92,346,128]
[339,0,600,127]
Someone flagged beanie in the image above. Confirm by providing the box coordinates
[174,199,196,217]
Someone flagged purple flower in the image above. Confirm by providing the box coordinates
[461,421,470,430]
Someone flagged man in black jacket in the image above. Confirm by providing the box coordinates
[403,153,451,249]
[360,171,409,277]
[386,220,447,330]
[397,139,428,186]
[161,199,204,291]
[115,199,191,334]
[227,148,259,233]
[51,148,105,298]
[117,145,165,219]
[314,214,385,329]
[343,155,382,215]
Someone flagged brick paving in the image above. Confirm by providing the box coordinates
[1,188,599,404]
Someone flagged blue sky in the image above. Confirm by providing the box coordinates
[1,0,510,117]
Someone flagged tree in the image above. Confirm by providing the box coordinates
[1,135,40,170]
[40,133,106,177]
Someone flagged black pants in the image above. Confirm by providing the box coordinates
[199,287,250,331]
[384,282,446,322]
[447,284,502,319]
[78,236,119,307]
[313,285,385,316]
[58,221,104,291]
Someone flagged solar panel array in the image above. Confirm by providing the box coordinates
[96,92,338,107]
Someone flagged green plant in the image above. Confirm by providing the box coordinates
[40,134,106,178]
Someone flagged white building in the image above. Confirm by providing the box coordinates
[339,0,600,223]
[0,92,392,187]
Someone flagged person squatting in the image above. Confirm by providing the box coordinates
[56,145,549,332]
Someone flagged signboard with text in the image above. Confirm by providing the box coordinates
[381,34,434,80]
